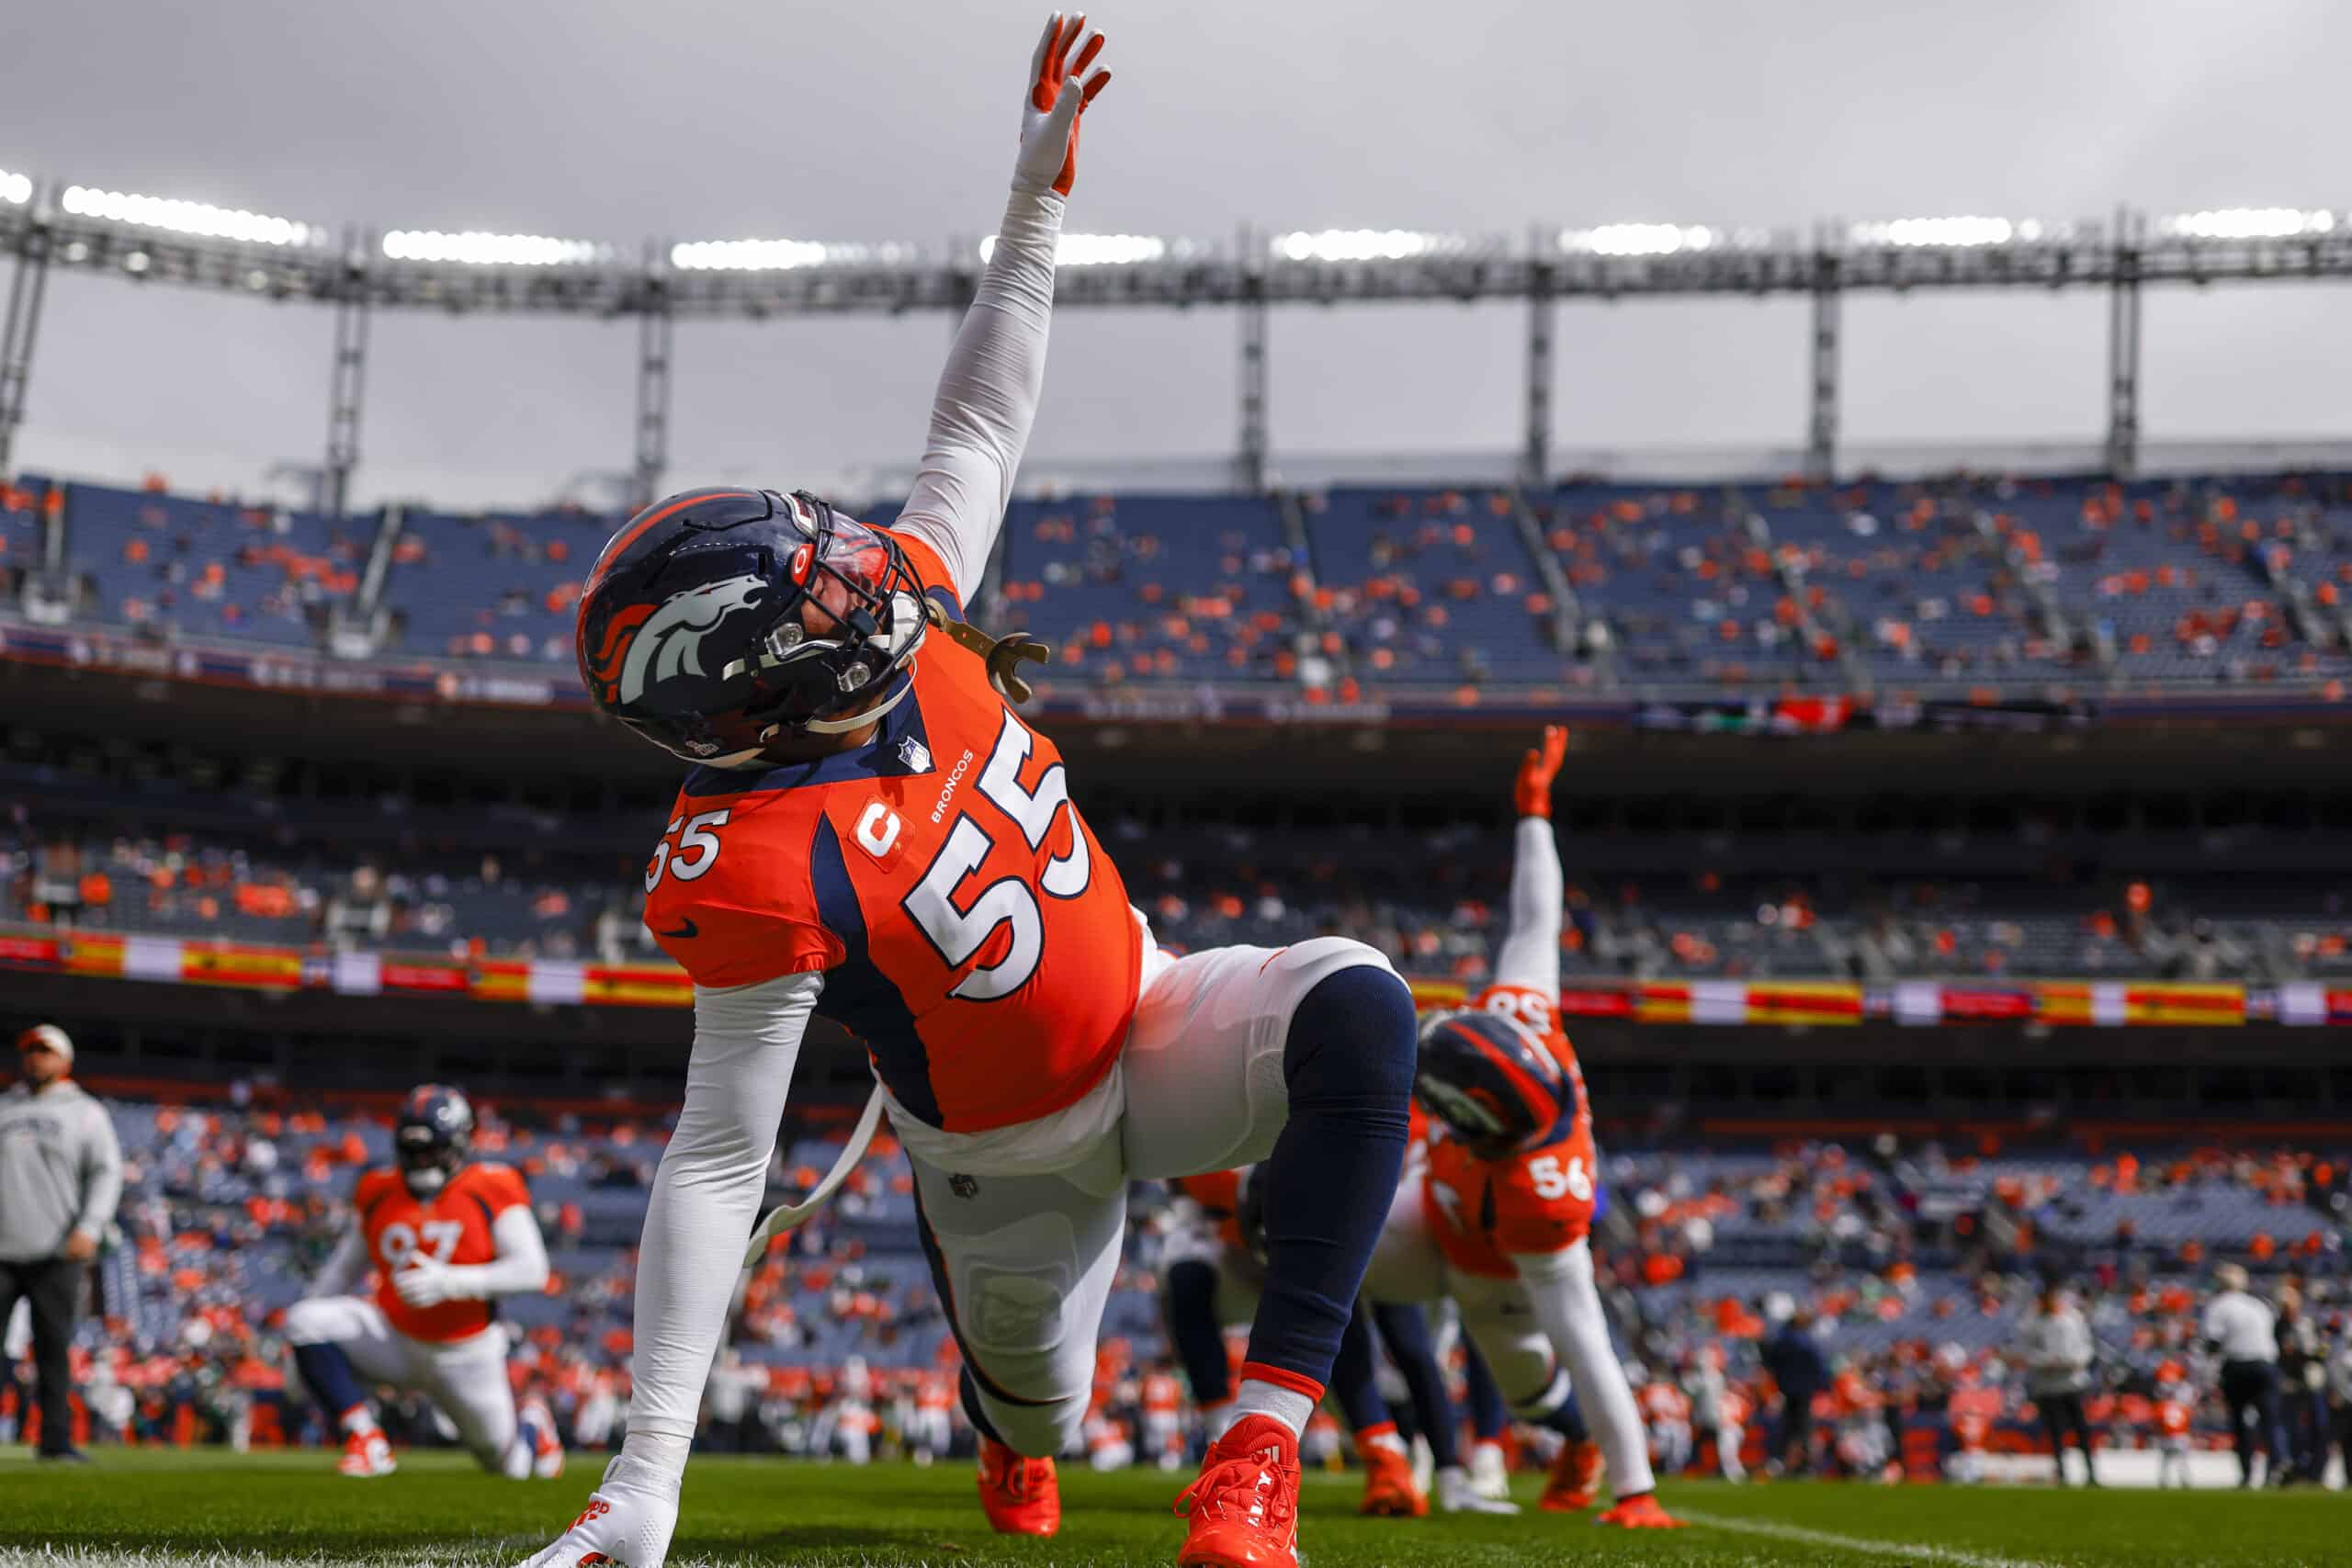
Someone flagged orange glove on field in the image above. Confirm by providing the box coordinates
[1514,725,1566,819]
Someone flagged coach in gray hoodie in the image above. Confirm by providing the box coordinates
[0,1024,122,1461]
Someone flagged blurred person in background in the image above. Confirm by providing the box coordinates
[2327,1320,2352,1487]
[2274,1290,2327,1484]
[2154,1374,2194,1489]
[2017,1283,2098,1486]
[2203,1262,2286,1487]
[0,1024,122,1462]
[1761,1306,1827,1476]
[1684,1345,1745,1482]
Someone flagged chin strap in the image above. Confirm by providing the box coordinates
[802,677,915,735]
[796,603,1050,739]
[922,598,1051,703]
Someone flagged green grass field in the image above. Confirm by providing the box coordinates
[0,1448,2341,1568]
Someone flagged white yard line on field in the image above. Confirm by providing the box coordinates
[1677,1508,2061,1568]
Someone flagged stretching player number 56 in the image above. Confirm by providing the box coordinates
[902,711,1092,1001]
[1527,1153,1591,1203]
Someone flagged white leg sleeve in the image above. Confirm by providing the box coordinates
[1493,818,1562,999]
[624,974,817,1455]
[1511,1239,1655,1496]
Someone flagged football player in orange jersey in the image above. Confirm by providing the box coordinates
[282,1086,561,1481]
[2154,1375,2194,1487]
[1353,728,1680,1529]
[526,18,1417,1568]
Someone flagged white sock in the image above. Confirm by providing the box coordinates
[341,1406,379,1437]
[1202,1399,1238,1441]
[1361,1425,1408,1456]
[1227,1379,1314,1440]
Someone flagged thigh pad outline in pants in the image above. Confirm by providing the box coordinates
[911,1154,1125,1457]
[1450,1271,1558,1411]
[281,1295,411,1388]
[1120,937,1396,1181]
[414,1328,519,1469]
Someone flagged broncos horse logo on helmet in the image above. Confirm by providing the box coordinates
[396,1084,476,1197]
[1414,1010,1574,1160]
[574,488,932,767]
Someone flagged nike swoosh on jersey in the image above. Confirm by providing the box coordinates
[656,918,700,939]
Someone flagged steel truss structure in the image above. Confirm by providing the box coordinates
[7,190,2352,501]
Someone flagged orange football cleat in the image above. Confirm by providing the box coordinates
[1597,1492,1685,1529]
[1538,1438,1602,1512]
[976,1436,1060,1537]
[336,1427,396,1478]
[1176,1412,1303,1568]
[1355,1433,1429,1517]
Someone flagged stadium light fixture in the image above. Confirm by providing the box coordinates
[1271,229,1472,263]
[1845,215,2046,249]
[1559,223,1717,256]
[670,238,919,271]
[380,231,615,266]
[976,231,1185,266]
[59,185,319,246]
[0,170,29,207]
[2156,207,2337,241]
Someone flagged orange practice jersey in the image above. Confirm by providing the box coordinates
[642,533,1141,1134]
[354,1162,530,1341]
[1423,981,1597,1280]
[2156,1399,2190,1438]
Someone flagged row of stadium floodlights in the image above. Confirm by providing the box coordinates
[0,166,2341,270]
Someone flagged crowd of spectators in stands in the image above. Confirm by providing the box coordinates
[9,800,2352,984]
[11,1090,2351,1479]
[23,469,2352,701]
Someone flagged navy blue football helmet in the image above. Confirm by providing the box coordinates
[396,1083,475,1196]
[574,488,930,766]
[1413,1010,1571,1159]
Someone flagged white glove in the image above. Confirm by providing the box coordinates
[520,1447,683,1568]
[1012,11,1112,197]
[1438,1464,1522,1516]
[392,1257,475,1308]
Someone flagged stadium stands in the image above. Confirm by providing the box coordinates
[14,811,2352,980]
[23,469,2352,698]
[51,1092,2347,1464]
[51,479,363,647]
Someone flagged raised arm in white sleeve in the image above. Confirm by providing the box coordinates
[1511,1240,1657,1498]
[890,15,1110,603]
[309,1224,371,1300]
[1493,818,1564,999]
[1493,728,1567,998]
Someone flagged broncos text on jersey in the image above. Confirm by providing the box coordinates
[642,531,1142,1136]
[354,1161,530,1341]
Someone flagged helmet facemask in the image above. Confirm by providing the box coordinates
[722,494,929,743]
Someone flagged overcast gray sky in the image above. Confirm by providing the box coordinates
[8,0,2352,504]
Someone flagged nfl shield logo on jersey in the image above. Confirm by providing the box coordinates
[898,736,933,773]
